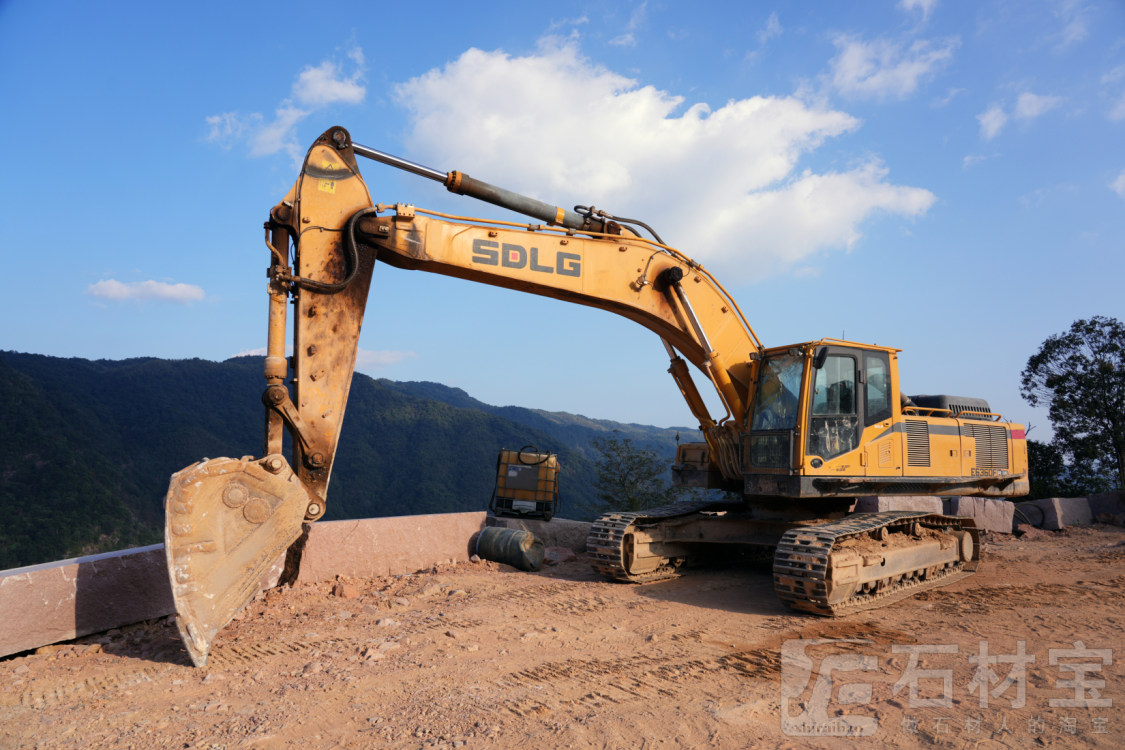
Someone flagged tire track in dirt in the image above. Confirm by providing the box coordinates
[12,664,167,710]
[914,578,1125,615]
[497,646,782,716]
[475,578,659,618]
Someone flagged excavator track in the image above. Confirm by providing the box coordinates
[773,511,980,616]
[587,500,742,582]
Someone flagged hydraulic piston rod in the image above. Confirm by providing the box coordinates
[352,142,604,233]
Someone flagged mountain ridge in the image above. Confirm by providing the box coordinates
[0,351,698,568]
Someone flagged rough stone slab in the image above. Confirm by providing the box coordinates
[295,511,488,583]
[1037,497,1093,531]
[0,511,487,657]
[855,496,944,514]
[945,497,1015,534]
[0,545,174,659]
[1014,501,1046,528]
[1087,491,1125,518]
[486,516,591,552]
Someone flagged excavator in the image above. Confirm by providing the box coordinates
[164,126,1028,666]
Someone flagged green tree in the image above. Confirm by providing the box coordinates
[589,434,683,513]
[1020,316,1125,493]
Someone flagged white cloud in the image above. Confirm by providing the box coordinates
[205,47,366,158]
[395,41,937,282]
[1111,170,1125,199]
[1102,65,1125,122]
[1101,65,1125,86]
[712,162,935,274]
[355,348,418,370]
[248,105,309,161]
[976,92,1061,141]
[1111,95,1125,123]
[962,153,993,170]
[1052,0,1090,49]
[931,87,963,107]
[829,35,958,100]
[547,16,589,32]
[88,279,205,303]
[899,0,938,21]
[758,12,782,44]
[609,2,647,47]
[292,60,365,107]
[746,12,783,63]
[204,112,261,147]
[1014,92,1062,120]
[977,104,1008,140]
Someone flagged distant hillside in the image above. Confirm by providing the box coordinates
[0,352,698,569]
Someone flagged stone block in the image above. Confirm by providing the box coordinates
[945,496,1015,534]
[0,545,174,659]
[1087,491,1125,518]
[295,511,488,583]
[486,516,591,552]
[1037,497,1093,531]
[1013,501,1046,528]
[854,496,944,514]
[1,511,490,657]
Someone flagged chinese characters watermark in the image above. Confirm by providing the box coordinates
[781,638,1113,738]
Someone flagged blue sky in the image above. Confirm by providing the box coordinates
[1,0,1122,434]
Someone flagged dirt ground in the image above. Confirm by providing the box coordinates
[2,524,1124,749]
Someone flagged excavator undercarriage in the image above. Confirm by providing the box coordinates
[587,502,978,615]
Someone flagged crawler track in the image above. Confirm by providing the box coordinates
[773,512,980,616]
[589,506,980,616]
[587,501,735,582]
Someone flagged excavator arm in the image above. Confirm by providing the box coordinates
[165,126,761,665]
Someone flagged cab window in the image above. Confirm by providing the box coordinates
[750,353,803,431]
[811,357,855,416]
[808,354,858,460]
[865,353,892,425]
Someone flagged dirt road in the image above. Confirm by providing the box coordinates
[2,524,1124,749]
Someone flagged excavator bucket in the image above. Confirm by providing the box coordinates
[164,454,310,666]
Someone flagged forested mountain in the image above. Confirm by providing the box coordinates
[0,352,695,569]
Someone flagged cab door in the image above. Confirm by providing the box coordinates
[806,347,894,476]
[806,348,861,467]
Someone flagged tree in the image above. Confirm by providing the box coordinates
[589,434,683,513]
[1020,316,1125,492]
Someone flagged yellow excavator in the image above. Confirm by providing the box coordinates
[165,126,1028,666]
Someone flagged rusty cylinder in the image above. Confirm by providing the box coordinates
[475,527,545,572]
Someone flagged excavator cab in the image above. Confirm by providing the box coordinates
[741,341,1027,499]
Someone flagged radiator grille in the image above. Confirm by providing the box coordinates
[905,420,931,467]
[963,423,1010,470]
